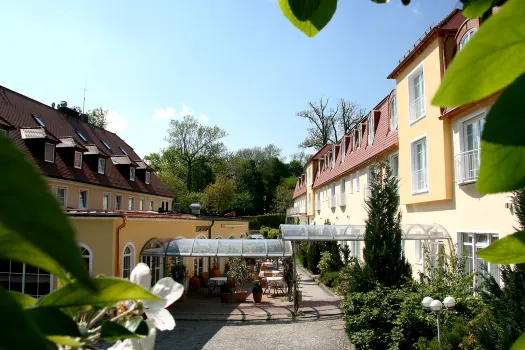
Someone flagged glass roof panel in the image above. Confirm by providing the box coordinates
[217,239,242,257]
[266,240,285,257]
[308,225,336,240]
[191,239,218,256]
[242,239,267,257]
[279,225,308,240]
[140,238,170,256]
[166,239,193,256]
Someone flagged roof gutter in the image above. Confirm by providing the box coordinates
[115,216,127,276]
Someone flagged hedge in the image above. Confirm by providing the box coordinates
[245,214,285,230]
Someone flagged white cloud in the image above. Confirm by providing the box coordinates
[180,104,194,117]
[152,107,176,121]
[106,110,129,133]
[199,114,209,125]
[411,3,421,15]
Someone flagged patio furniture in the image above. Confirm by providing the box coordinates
[259,270,280,278]
[260,277,268,293]
[208,277,227,295]
[265,276,286,295]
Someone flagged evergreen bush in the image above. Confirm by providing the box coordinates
[246,214,285,229]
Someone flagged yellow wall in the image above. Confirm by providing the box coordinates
[396,38,453,205]
[46,177,171,211]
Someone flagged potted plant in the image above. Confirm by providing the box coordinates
[252,283,263,303]
[170,262,188,302]
[211,263,221,278]
[219,283,232,303]
[227,257,251,302]
[190,274,200,292]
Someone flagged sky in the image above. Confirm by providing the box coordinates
[0,0,457,160]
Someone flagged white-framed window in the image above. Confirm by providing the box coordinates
[44,142,55,163]
[349,173,354,194]
[368,114,375,145]
[389,153,400,179]
[460,28,477,51]
[79,189,88,209]
[56,186,67,208]
[78,243,92,275]
[141,256,163,287]
[341,139,346,163]
[358,126,362,147]
[98,158,106,174]
[128,197,135,210]
[350,240,361,261]
[415,240,422,264]
[390,95,397,130]
[0,260,53,297]
[122,243,136,279]
[356,170,360,192]
[130,167,136,181]
[459,232,500,288]
[103,193,110,210]
[140,198,145,211]
[408,64,426,124]
[308,193,311,211]
[145,171,151,185]
[74,151,83,169]
[340,177,345,193]
[411,136,428,194]
[149,200,154,211]
[456,112,486,184]
[116,194,123,210]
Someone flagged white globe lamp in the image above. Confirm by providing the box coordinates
[430,299,443,312]
[443,296,456,309]
[421,296,433,309]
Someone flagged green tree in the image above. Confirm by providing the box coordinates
[273,184,294,214]
[166,115,227,192]
[362,162,411,287]
[201,174,237,215]
[87,107,108,128]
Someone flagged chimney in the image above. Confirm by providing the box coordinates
[51,102,56,109]
[190,202,201,215]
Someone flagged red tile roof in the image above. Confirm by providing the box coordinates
[0,85,173,198]
[312,93,398,189]
[292,174,307,200]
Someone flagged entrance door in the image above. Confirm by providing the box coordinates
[141,256,164,286]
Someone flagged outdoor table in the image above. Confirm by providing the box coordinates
[265,276,286,295]
[208,277,227,295]
[258,270,280,278]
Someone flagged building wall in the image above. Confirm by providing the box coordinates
[47,178,171,211]
[305,162,315,217]
[396,38,453,205]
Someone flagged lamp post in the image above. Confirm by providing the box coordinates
[421,296,456,345]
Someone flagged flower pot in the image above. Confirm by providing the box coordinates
[190,276,200,291]
[235,290,248,302]
[201,272,209,281]
[220,292,232,303]
[253,292,263,303]
[227,276,235,289]
[211,267,221,278]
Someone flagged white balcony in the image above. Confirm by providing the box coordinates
[455,149,480,184]
[336,193,346,207]
[411,168,428,194]
[286,206,306,216]
[315,201,321,211]
[329,195,337,209]
[409,96,426,123]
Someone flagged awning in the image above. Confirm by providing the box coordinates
[140,238,293,258]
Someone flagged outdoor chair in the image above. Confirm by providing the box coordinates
[260,277,268,294]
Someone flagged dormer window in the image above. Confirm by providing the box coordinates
[98,158,106,174]
[130,167,136,181]
[341,139,346,163]
[76,131,88,143]
[390,96,398,130]
[44,142,55,163]
[460,28,476,51]
[368,115,375,145]
[119,146,128,155]
[74,151,83,169]
[32,114,45,127]
[102,140,111,150]
[145,171,151,184]
[358,126,362,147]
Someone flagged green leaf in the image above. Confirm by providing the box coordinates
[37,278,163,308]
[289,0,321,21]
[124,317,149,336]
[0,286,53,350]
[25,308,81,337]
[0,223,68,281]
[476,231,525,264]
[432,0,525,107]
[0,137,93,290]
[100,321,140,342]
[511,331,525,350]
[9,291,37,307]
[462,0,493,19]
[278,0,337,37]
[47,336,83,347]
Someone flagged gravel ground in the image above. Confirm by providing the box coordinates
[155,318,353,350]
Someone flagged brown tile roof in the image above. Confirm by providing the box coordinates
[56,137,88,151]
[0,85,173,198]
[312,93,398,189]
[111,155,138,166]
[292,175,307,200]
[84,144,110,157]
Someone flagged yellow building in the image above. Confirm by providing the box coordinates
[0,85,248,296]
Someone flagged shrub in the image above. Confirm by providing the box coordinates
[267,228,280,239]
[320,271,340,288]
[306,241,323,274]
[252,283,263,294]
[318,251,333,274]
[246,214,285,229]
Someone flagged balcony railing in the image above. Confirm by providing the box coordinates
[315,201,321,211]
[409,96,425,123]
[336,193,346,207]
[411,168,428,193]
[455,149,480,184]
[286,206,306,216]
[329,195,337,208]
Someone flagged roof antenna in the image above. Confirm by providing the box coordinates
[82,77,89,113]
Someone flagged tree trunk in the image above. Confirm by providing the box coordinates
[186,161,192,191]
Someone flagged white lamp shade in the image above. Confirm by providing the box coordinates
[421,296,433,308]
[443,296,456,309]
[430,299,443,311]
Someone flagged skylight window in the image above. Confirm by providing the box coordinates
[76,131,88,143]
[102,140,111,150]
[119,146,128,155]
[32,114,45,127]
